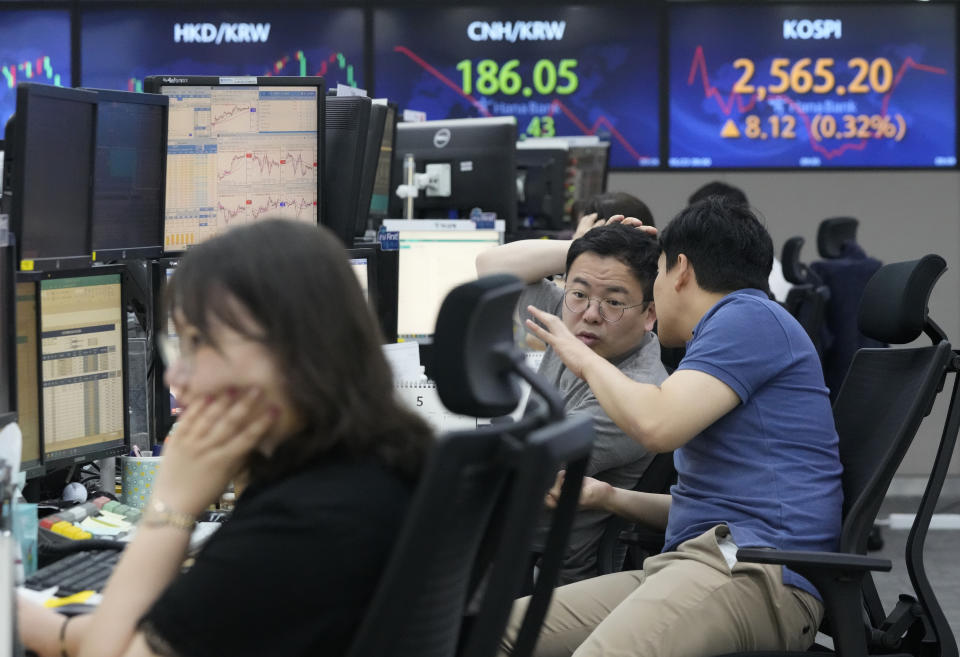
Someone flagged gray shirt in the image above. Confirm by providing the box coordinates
[520,279,668,584]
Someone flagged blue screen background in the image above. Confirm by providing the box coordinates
[0,10,71,130]
[80,8,364,93]
[374,6,660,169]
[669,4,956,168]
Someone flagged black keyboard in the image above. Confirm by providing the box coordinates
[24,549,122,597]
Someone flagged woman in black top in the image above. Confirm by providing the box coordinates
[19,220,433,657]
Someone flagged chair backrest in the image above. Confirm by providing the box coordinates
[460,413,595,657]
[834,255,948,555]
[780,236,830,356]
[346,426,513,657]
[817,216,859,259]
[839,255,959,657]
[347,274,535,657]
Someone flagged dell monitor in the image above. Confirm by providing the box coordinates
[368,103,397,228]
[389,117,518,230]
[13,274,42,477]
[144,75,325,252]
[355,103,388,238]
[4,84,97,269]
[88,89,168,260]
[31,266,129,467]
[324,95,371,246]
[1,245,16,432]
[516,142,569,231]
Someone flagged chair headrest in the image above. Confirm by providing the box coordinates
[432,274,524,418]
[781,236,808,285]
[817,217,859,259]
[858,255,947,344]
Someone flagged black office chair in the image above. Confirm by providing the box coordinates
[817,217,860,259]
[721,254,959,657]
[347,274,594,657]
[596,451,677,576]
[781,236,830,357]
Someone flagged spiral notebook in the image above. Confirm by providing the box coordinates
[395,381,479,434]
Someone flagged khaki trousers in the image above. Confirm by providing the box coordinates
[499,526,823,657]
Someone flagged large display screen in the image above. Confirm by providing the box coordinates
[669,4,957,169]
[374,6,660,169]
[80,7,364,93]
[0,9,71,129]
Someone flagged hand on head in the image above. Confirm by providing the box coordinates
[574,213,658,240]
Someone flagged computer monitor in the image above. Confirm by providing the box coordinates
[324,95,371,246]
[4,83,97,269]
[389,117,518,230]
[383,220,504,341]
[13,275,42,477]
[151,258,180,442]
[516,142,569,231]
[354,103,388,238]
[347,247,374,303]
[523,136,610,223]
[88,89,168,260]
[1,245,16,432]
[33,267,129,467]
[368,103,397,227]
[143,75,325,252]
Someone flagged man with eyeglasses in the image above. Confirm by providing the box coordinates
[477,218,667,584]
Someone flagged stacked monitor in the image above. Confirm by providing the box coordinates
[355,102,388,237]
[516,141,569,230]
[324,94,370,246]
[5,85,97,269]
[145,75,324,251]
[16,267,129,473]
[89,89,168,260]
[368,103,397,225]
[389,117,519,228]
[384,220,504,342]
[3,83,168,268]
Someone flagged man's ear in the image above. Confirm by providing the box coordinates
[674,254,693,291]
[643,302,656,333]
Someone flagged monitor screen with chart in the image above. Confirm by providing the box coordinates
[145,75,324,252]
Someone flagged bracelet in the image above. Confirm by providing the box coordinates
[142,499,197,531]
[59,614,72,657]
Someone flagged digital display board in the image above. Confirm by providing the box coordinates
[0,9,71,129]
[374,6,660,169]
[669,4,957,169]
[80,7,364,93]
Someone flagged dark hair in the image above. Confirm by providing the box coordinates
[660,197,773,294]
[565,224,659,303]
[166,219,432,483]
[573,192,655,228]
[688,181,749,208]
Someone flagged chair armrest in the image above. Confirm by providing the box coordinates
[737,548,892,657]
[736,548,891,573]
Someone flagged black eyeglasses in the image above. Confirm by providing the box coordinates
[563,289,648,323]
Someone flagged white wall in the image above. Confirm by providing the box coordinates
[607,170,960,478]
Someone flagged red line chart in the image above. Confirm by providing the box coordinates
[686,45,948,160]
[392,45,652,162]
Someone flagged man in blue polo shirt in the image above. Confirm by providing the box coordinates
[499,197,843,657]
